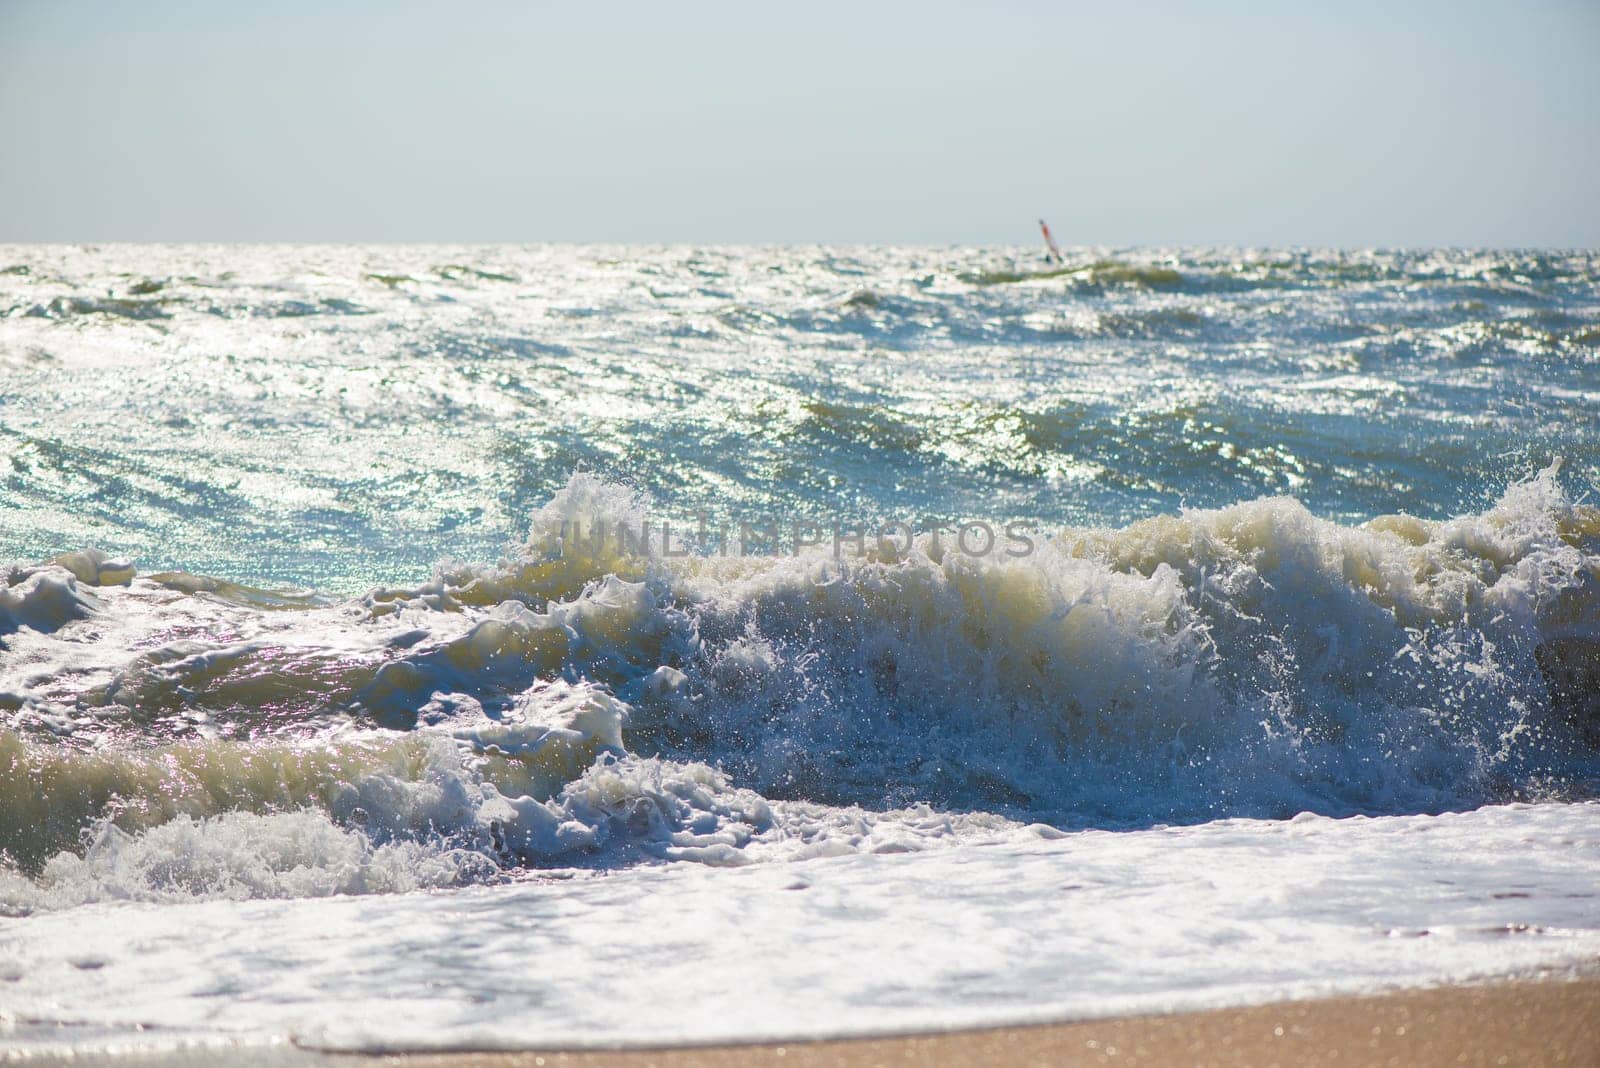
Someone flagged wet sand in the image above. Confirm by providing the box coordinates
[386,976,1600,1068]
[12,974,1596,1068]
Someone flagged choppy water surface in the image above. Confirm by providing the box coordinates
[3,246,1597,587]
[1,246,1598,1054]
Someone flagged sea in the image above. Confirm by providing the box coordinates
[1,244,1597,1056]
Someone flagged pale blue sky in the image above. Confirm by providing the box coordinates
[2,1,1596,246]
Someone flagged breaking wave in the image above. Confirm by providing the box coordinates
[3,467,1598,909]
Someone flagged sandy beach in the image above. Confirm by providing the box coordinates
[12,974,1596,1068]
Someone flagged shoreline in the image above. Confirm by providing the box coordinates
[9,974,1597,1067]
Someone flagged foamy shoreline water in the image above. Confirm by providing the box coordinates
[4,803,1598,1054]
[2,246,1597,1053]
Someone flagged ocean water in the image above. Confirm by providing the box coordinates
[2,245,1598,1055]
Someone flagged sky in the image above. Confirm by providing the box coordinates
[1,1,1596,246]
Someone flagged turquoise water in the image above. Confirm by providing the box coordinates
[3,245,1600,1055]
[3,246,1595,591]
[0,243,1597,856]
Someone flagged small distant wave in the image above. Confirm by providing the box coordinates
[365,264,519,288]
[21,295,172,321]
[963,260,1184,289]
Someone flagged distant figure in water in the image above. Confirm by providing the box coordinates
[1038,218,1064,264]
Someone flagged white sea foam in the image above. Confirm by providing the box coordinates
[2,469,1596,913]
[2,801,1596,1054]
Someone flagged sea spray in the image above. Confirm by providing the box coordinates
[4,471,1597,908]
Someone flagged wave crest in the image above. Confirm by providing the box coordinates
[3,470,1598,905]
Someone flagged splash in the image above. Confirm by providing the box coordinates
[3,470,1597,907]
